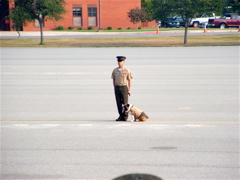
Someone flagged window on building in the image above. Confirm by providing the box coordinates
[73,8,82,26]
[35,19,40,27]
[88,7,97,26]
[35,19,44,27]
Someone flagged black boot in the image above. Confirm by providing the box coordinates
[116,115,126,121]
[120,112,128,121]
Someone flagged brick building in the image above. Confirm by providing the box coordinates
[1,0,156,31]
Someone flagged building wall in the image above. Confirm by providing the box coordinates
[100,0,141,30]
[8,0,156,31]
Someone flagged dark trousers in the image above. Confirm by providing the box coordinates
[114,85,128,118]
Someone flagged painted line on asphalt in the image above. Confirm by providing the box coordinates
[74,124,93,127]
[15,124,29,127]
[147,121,240,124]
[1,120,239,124]
[115,124,133,126]
[1,66,238,70]
[42,124,60,127]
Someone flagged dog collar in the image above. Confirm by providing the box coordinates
[125,104,133,113]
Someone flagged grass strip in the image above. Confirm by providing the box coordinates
[1,34,239,47]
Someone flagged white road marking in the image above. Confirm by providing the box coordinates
[74,124,93,127]
[15,124,29,127]
[3,123,208,129]
[42,124,60,127]
[184,124,204,127]
[114,124,133,127]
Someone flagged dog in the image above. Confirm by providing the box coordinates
[122,104,149,122]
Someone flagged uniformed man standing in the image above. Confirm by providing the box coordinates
[111,56,132,121]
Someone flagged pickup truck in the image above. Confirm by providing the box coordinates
[208,13,240,29]
[190,13,216,27]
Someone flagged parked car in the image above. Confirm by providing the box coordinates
[190,13,216,27]
[161,17,180,28]
[173,16,185,27]
[199,22,208,28]
[167,15,187,27]
[208,13,240,29]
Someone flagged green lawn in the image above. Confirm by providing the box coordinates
[1,34,239,47]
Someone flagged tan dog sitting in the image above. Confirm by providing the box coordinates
[123,104,149,122]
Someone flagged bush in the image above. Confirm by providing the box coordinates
[107,26,113,30]
[88,26,93,30]
[138,26,142,30]
[56,26,65,30]
[68,26,74,30]
[127,27,132,30]
[78,27,83,30]
[118,27,122,30]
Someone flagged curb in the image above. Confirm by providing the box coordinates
[0,29,238,37]
[0,31,145,37]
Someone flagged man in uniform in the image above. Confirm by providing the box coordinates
[111,56,132,121]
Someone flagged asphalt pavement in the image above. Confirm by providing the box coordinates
[1,47,239,179]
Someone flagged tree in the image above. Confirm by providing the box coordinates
[225,0,240,13]
[146,0,226,44]
[141,0,155,20]
[8,0,66,44]
[7,2,32,36]
[128,7,152,29]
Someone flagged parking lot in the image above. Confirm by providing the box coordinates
[1,47,239,179]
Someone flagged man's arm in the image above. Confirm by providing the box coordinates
[113,79,115,87]
[127,78,132,95]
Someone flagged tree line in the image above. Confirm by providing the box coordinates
[128,0,240,43]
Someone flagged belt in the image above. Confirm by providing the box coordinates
[115,85,127,87]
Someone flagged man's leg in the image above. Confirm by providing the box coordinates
[115,86,123,120]
[121,86,129,119]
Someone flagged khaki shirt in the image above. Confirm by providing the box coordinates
[111,67,132,86]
